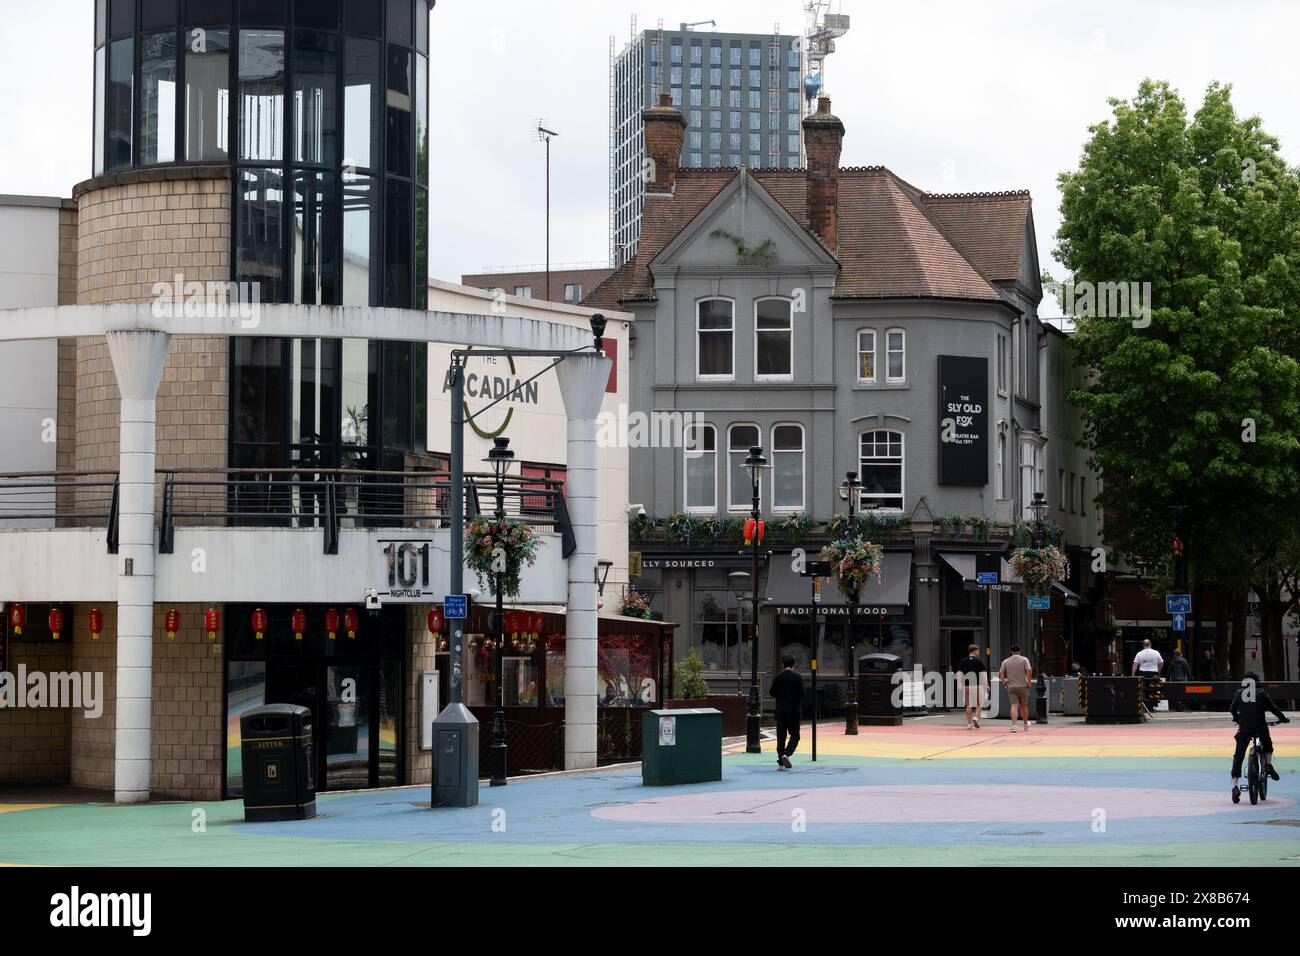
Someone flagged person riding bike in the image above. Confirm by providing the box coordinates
[1230,671,1289,803]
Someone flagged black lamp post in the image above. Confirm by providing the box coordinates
[743,446,769,754]
[486,435,515,786]
[838,470,862,735]
[1029,490,1049,724]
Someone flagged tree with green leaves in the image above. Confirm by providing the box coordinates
[1055,79,1300,675]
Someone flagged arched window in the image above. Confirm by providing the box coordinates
[858,429,904,511]
[727,424,760,511]
[771,423,805,512]
[754,297,793,379]
[683,422,717,512]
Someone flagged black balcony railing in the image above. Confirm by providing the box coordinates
[0,471,120,552]
[0,468,573,559]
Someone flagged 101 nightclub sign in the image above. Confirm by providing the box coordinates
[938,355,988,486]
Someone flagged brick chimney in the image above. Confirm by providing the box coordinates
[642,93,687,194]
[802,96,845,251]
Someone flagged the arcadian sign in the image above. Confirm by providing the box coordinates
[937,354,988,486]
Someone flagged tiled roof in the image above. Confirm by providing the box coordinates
[583,166,1030,309]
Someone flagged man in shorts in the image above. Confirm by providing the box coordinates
[998,643,1033,732]
[954,643,988,729]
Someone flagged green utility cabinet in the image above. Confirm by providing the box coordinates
[641,708,722,786]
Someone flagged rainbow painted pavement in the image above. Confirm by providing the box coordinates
[2,717,1299,866]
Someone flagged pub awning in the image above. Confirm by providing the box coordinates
[762,550,912,616]
[939,551,1081,606]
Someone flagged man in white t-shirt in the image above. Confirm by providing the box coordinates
[1132,639,1164,677]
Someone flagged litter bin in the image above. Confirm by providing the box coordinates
[642,708,722,786]
[858,653,903,726]
[240,703,316,822]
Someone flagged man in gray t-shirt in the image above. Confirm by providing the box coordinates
[998,644,1033,732]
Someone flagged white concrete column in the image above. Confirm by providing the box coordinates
[105,329,170,803]
[556,352,612,770]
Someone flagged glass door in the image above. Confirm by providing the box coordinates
[324,665,371,790]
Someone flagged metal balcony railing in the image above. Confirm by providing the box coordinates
[0,471,120,552]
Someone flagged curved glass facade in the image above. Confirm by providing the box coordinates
[92,0,430,310]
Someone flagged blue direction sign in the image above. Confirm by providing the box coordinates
[976,572,1000,586]
[444,594,468,619]
[1172,612,1186,632]
[1027,595,1050,610]
[1166,593,1192,615]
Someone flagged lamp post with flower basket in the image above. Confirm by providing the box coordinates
[743,446,770,754]
[838,470,863,734]
[1011,491,1070,724]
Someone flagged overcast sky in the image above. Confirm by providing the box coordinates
[2,0,1296,299]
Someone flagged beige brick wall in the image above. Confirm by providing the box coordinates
[69,602,225,800]
[0,641,74,786]
[405,603,439,785]
[74,173,230,478]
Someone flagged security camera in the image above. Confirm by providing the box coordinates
[365,588,382,613]
[626,503,646,516]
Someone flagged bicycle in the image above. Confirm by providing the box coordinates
[1245,720,1284,805]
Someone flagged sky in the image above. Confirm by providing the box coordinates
[2,0,1297,304]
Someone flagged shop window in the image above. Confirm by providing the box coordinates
[238,29,285,162]
[727,424,760,511]
[184,27,230,162]
[293,30,338,166]
[692,589,746,671]
[140,32,177,165]
[859,429,904,511]
[683,422,716,512]
[598,633,657,706]
[755,297,793,379]
[696,298,734,379]
[771,423,804,512]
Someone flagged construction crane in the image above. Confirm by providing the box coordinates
[801,1,850,111]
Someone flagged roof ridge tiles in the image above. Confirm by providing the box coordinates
[923,189,1032,200]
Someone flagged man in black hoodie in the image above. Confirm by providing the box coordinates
[769,654,805,770]
[1230,672,1290,803]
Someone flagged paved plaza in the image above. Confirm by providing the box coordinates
[3,715,1298,867]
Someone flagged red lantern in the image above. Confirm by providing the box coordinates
[8,603,24,636]
[326,608,340,641]
[757,519,765,544]
[204,607,219,641]
[291,608,306,641]
[164,608,180,641]
[252,607,267,641]
[48,607,64,641]
[1173,536,1184,557]
[342,608,358,640]
[743,518,756,545]
[89,607,103,641]
[532,611,544,639]
[427,608,443,637]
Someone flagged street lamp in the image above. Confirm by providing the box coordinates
[839,470,862,735]
[743,446,770,754]
[728,570,751,697]
[1029,490,1049,723]
[485,435,515,786]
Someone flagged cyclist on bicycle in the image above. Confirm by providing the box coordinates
[1230,671,1290,803]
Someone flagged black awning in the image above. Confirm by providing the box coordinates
[762,551,912,615]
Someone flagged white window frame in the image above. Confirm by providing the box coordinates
[858,429,905,512]
[885,327,906,383]
[513,285,532,299]
[683,422,717,513]
[726,423,761,512]
[770,422,805,513]
[856,328,877,384]
[563,282,582,304]
[695,297,736,381]
[753,296,794,381]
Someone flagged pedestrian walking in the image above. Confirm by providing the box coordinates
[955,643,988,729]
[1132,638,1164,712]
[768,654,804,770]
[1167,648,1191,711]
[998,643,1033,732]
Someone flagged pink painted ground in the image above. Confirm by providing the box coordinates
[592,784,1292,824]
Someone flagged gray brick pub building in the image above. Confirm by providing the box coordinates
[586,95,1102,703]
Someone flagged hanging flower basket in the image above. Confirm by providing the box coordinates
[464,516,541,599]
[618,585,652,619]
[1011,545,1069,596]
[820,537,884,602]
